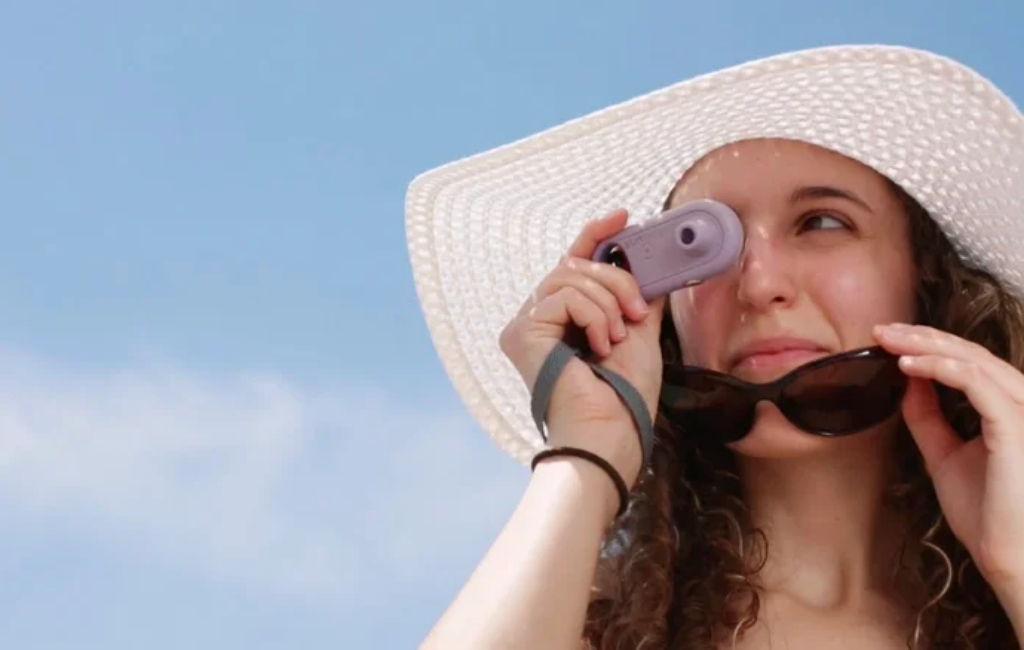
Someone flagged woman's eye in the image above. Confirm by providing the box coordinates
[800,213,848,231]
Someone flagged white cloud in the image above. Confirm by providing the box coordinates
[0,345,528,602]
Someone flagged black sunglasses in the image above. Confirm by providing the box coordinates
[660,346,907,443]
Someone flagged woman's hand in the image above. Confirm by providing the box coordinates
[874,323,1024,616]
[499,209,666,491]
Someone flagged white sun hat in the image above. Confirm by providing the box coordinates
[404,44,1024,465]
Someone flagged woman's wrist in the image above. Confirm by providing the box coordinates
[545,417,644,488]
[530,452,625,527]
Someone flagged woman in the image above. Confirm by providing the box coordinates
[404,45,1024,648]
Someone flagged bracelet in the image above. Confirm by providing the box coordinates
[531,446,629,519]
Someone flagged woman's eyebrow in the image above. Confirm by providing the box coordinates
[789,185,873,213]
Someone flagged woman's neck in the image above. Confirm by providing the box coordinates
[737,426,907,610]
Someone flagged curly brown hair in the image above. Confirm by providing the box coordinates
[580,179,1024,650]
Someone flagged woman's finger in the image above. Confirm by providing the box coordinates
[536,256,647,321]
[532,264,627,342]
[876,324,1024,404]
[565,209,629,259]
[900,376,963,475]
[529,286,613,357]
[898,354,1022,449]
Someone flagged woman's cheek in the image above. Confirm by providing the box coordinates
[814,258,915,346]
[670,283,729,367]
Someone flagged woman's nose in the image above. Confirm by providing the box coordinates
[734,227,797,311]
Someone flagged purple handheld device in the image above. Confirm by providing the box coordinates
[591,199,744,301]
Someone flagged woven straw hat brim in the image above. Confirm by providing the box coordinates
[405,44,1024,465]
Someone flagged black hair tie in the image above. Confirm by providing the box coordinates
[531,446,630,519]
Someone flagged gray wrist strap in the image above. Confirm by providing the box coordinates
[529,340,655,466]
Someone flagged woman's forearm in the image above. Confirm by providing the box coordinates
[421,455,618,650]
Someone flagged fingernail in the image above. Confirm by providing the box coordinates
[633,297,649,315]
[612,318,627,341]
[599,208,626,224]
[875,323,906,336]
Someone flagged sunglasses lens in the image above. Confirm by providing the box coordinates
[780,353,906,434]
[661,371,754,442]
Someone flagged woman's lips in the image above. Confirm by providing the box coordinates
[734,349,826,372]
[729,338,829,379]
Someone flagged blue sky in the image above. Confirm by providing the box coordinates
[0,1,1021,647]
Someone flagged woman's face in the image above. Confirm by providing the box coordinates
[667,139,918,455]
